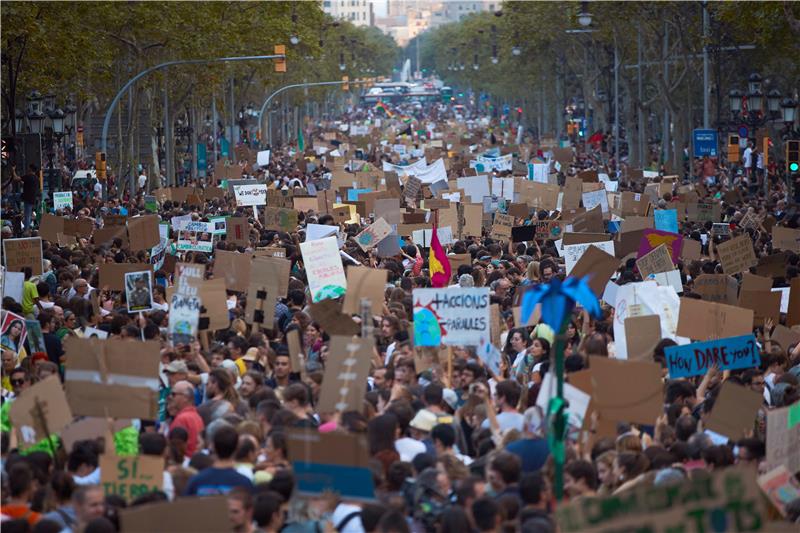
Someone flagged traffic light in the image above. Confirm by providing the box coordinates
[342,76,349,91]
[787,140,800,173]
[95,151,107,180]
[727,134,739,163]
[274,45,286,73]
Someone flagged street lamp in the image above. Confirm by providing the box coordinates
[747,72,762,94]
[49,108,66,135]
[748,89,764,115]
[27,91,45,134]
[767,89,782,116]
[578,4,593,27]
[729,89,743,114]
[781,98,797,125]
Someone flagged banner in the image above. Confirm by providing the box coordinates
[556,467,766,533]
[382,157,427,177]
[413,288,490,347]
[664,334,760,378]
[300,236,347,303]
[233,183,267,206]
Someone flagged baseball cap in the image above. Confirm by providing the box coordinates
[409,409,437,432]
[165,360,188,374]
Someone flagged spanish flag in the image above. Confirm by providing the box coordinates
[429,226,451,288]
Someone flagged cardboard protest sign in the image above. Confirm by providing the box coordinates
[507,202,530,219]
[64,337,160,419]
[250,256,291,298]
[413,288,490,347]
[39,214,64,241]
[3,237,43,276]
[787,277,800,326]
[127,215,160,251]
[308,299,359,336]
[355,218,392,251]
[225,216,249,246]
[741,272,773,293]
[569,245,620,298]
[318,336,373,414]
[717,234,757,274]
[100,454,164,500]
[664,334,759,378]
[555,467,766,533]
[755,251,787,278]
[637,229,682,263]
[490,213,514,240]
[758,466,800,518]
[9,376,72,450]
[676,298,754,341]
[536,371,590,430]
[635,244,674,279]
[233,183,267,206]
[300,236,346,303]
[581,189,609,216]
[98,263,153,292]
[404,175,422,199]
[612,281,685,360]
[60,418,130,453]
[197,277,228,331]
[533,220,563,241]
[124,270,154,313]
[212,249,252,292]
[264,206,298,233]
[624,315,662,361]
[766,400,800,474]
[588,356,663,425]
[738,289,781,326]
[286,429,375,501]
[341,266,387,316]
[563,241,615,276]
[772,226,800,252]
[705,381,763,440]
[53,190,73,210]
[571,205,604,233]
[62,217,93,238]
[693,274,738,305]
[119,496,230,533]
[686,201,721,222]
[619,216,654,233]
[561,232,610,246]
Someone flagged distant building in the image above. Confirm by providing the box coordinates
[376,1,496,46]
[322,0,374,26]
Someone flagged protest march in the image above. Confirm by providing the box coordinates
[2,2,800,532]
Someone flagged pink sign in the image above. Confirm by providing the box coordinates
[637,228,683,263]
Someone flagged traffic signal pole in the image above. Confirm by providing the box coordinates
[99,53,285,199]
[258,79,371,147]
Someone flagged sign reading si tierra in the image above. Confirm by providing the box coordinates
[664,334,760,378]
[100,454,164,500]
[413,288,490,347]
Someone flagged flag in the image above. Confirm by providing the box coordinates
[429,226,451,288]
[298,127,305,152]
[375,101,394,118]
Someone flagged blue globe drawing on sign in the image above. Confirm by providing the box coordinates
[414,308,441,346]
[314,285,346,302]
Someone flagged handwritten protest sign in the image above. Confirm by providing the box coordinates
[318,336,372,414]
[534,220,563,241]
[717,234,758,274]
[100,454,164,500]
[653,208,678,233]
[676,298,754,340]
[555,467,766,533]
[413,288,490,346]
[664,334,759,378]
[3,237,43,276]
[355,217,392,251]
[563,241,615,275]
[772,226,800,252]
[53,191,73,210]
[300,236,346,303]
[233,183,267,206]
[263,207,298,232]
[635,243,674,279]
[766,400,800,475]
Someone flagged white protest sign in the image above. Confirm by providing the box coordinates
[529,163,549,183]
[456,175,490,203]
[491,177,515,202]
[411,227,454,246]
[53,191,74,210]
[413,288,490,346]
[582,189,610,214]
[256,150,271,167]
[233,184,267,206]
[563,241,615,275]
[537,371,590,430]
[414,158,447,184]
[300,236,347,303]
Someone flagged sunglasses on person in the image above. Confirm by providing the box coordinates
[10,378,26,386]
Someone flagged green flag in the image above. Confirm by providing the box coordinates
[298,127,305,152]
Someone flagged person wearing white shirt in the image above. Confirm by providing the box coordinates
[138,169,148,192]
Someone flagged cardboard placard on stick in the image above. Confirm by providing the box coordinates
[3,237,43,276]
[635,244,674,279]
[569,244,620,298]
[127,215,160,251]
[772,226,800,252]
[226,217,250,246]
[98,263,153,292]
[9,375,72,451]
[624,315,662,361]
[738,289,781,326]
[693,274,738,306]
[64,338,160,419]
[588,356,663,425]
[317,336,373,414]
[341,266,387,316]
[100,454,164,500]
[212,250,252,293]
[119,496,230,533]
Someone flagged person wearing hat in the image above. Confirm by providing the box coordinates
[409,409,437,455]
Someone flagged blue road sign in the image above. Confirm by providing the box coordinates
[693,129,718,157]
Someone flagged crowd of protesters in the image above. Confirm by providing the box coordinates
[1,99,799,533]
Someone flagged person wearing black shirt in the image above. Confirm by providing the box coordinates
[14,164,39,232]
